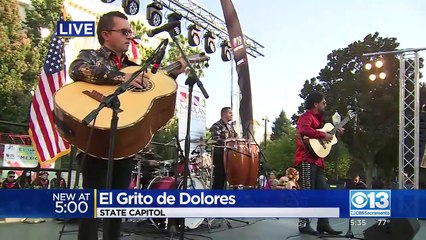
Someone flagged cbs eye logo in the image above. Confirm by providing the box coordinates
[351,192,369,208]
[350,190,391,210]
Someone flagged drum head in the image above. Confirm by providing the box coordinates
[147,176,177,190]
[178,177,205,229]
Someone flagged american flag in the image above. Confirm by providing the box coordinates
[28,15,70,164]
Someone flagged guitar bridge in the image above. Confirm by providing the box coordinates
[83,90,123,112]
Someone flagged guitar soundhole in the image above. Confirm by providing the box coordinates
[127,80,153,92]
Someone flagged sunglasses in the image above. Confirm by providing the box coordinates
[8,176,15,178]
[106,29,133,37]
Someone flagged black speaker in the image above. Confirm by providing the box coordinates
[364,218,420,240]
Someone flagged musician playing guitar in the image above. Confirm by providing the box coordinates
[294,91,343,236]
[69,11,185,240]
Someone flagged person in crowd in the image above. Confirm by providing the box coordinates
[50,171,67,189]
[16,170,32,189]
[32,171,50,189]
[1,170,20,189]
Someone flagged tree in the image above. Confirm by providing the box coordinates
[270,110,292,140]
[263,127,297,174]
[150,117,178,160]
[24,0,67,66]
[165,34,206,77]
[324,142,351,180]
[129,20,155,65]
[294,32,413,187]
[0,0,39,133]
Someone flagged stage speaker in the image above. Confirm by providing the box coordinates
[364,218,420,240]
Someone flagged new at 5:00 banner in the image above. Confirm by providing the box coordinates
[0,190,425,218]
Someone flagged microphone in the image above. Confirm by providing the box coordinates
[151,39,168,74]
[347,105,367,112]
[147,21,180,37]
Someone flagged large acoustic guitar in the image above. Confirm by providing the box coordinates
[303,110,356,158]
[53,54,209,159]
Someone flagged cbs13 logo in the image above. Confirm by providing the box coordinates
[350,190,391,210]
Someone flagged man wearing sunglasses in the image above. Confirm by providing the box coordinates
[68,11,177,240]
[1,171,20,189]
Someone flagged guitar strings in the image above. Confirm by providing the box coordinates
[98,56,203,96]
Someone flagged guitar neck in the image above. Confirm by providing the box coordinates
[330,117,351,135]
[161,61,182,75]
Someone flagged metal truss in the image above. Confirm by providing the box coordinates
[364,48,425,189]
[399,52,420,189]
[153,0,265,58]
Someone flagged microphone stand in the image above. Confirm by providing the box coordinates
[166,31,209,240]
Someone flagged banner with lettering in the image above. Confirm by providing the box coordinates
[175,85,207,152]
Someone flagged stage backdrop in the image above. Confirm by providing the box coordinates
[175,85,207,153]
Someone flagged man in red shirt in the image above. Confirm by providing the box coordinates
[295,91,343,236]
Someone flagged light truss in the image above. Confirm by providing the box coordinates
[153,0,265,58]
[364,48,426,189]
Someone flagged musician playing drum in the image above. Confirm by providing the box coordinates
[210,107,238,189]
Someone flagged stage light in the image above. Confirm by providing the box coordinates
[187,24,202,47]
[122,0,140,15]
[365,57,387,81]
[166,13,182,37]
[364,63,372,70]
[220,40,232,61]
[375,60,384,68]
[146,2,163,26]
[204,31,216,54]
[101,0,116,3]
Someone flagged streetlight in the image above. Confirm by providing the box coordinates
[262,116,269,147]
[332,111,341,182]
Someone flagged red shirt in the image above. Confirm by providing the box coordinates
[294,110,327,168]
[112,53,126,70]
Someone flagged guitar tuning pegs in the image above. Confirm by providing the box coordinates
[204,62,209,68]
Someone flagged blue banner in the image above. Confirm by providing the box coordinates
[1,189,426,218]
[0,189,94,218]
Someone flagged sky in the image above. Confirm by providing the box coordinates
[113,0,426,132]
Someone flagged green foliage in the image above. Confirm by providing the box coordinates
[324,141,351,179]
[263,127,297,173]
[271,110,292,140]
[0,0,39,133]
[165,34,206,78]
[24,0,69,65]
[150,117,178,160]
[129,20,155,64]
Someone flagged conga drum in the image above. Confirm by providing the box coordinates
[224,138,251,188]
[247,143,260,187]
